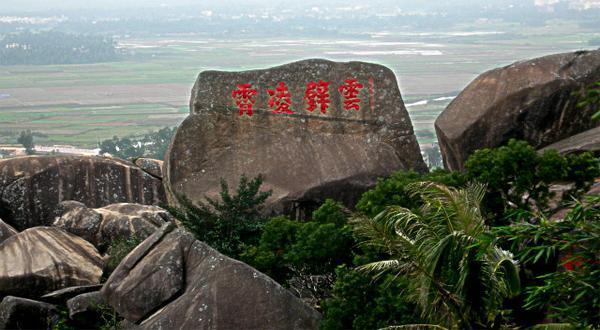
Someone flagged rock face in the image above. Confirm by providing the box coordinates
[540,127,600,156]
[0,155,166,230]
[435,50,600,171]
[0,227,104,298]
[101,223,321,329]
[67,291,104,320]
[0,218,17,244]
[165,59,426,214]
[0,296,58,329]
[54,201,175,248]
[41,284,104,305]
[134,158,163,178]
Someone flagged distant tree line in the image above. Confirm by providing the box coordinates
[0,30,118,65]
[99,126,176,161]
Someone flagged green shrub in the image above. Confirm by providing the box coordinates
[494,197,600,327]
[355,169,466,217]
[465,139,599,224]
[242,199,355,306]
[320,265,419,330]
[167,174,272,259]
[105,235,143,277]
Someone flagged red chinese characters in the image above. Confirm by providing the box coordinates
[232,83,258,117]
[338,78,364,111]
[267,82,293,114]
[304,80,331,114]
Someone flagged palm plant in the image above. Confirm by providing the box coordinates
[353,182,520,329]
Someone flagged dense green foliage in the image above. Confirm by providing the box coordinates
[465,139,599,224]
[320,266,419,330]
[99,126,176,160]
[356,169,466,218]
[0,30,118,65]
[353,182,520,328]
[578,81,599,120]
[495,197,600,328]
[162,139,598,329]
[167,175,272,259]
[242,200,355,304]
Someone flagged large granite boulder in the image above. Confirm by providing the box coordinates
[0,218,17,244]
[540,127,600,156]
[0,155,166,230]
[67,291,105,324]
[0,227,104,298]
[134,158,163,178]
[101,223,321,329]
[435,50,600,170]
[0,296,58,329]
[53,201,175,248]
[165,59,426,214]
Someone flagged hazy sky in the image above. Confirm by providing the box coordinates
[3,0,598,12]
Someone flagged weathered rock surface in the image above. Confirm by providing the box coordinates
[41,284,104,305]
[0,218,17,244]
[540,127,600,156]
[54,201,175,248]
[0,227,104,298]
[0,296,58,329]
[165,59,426,214]
[435,50,600,171]
[0,155,166,230]
[134,158,163,178]
[101,223,321,329]
[67,291,104,320]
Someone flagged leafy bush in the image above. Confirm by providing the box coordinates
[167,174,272,259]
[465,139,599,224]
[355,169,466,217]
[576,81,599,120]
[494,197,600,328]
[320,266,419,330]
[242,199,355,305]
[105,235,143,277]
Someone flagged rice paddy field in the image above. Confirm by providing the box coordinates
[0,20,598,147]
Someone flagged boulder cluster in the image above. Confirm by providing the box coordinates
[0,155,321,329]
[1,51,598,329]
[435,49,600,170]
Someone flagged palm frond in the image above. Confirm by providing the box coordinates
[351,181,519,329]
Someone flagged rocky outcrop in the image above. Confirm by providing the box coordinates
[435,50,600,171]
[41,284,104,305]
[53,201,175,248]
[67,291,104,321]
[165,59,426,215]
[540,127,600,156]
[134,158,163,179]
[101,223,321,329]
[0,218,17,244]
[0,155,166,230]
[0,227,104,298]
[0,296,58,329]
